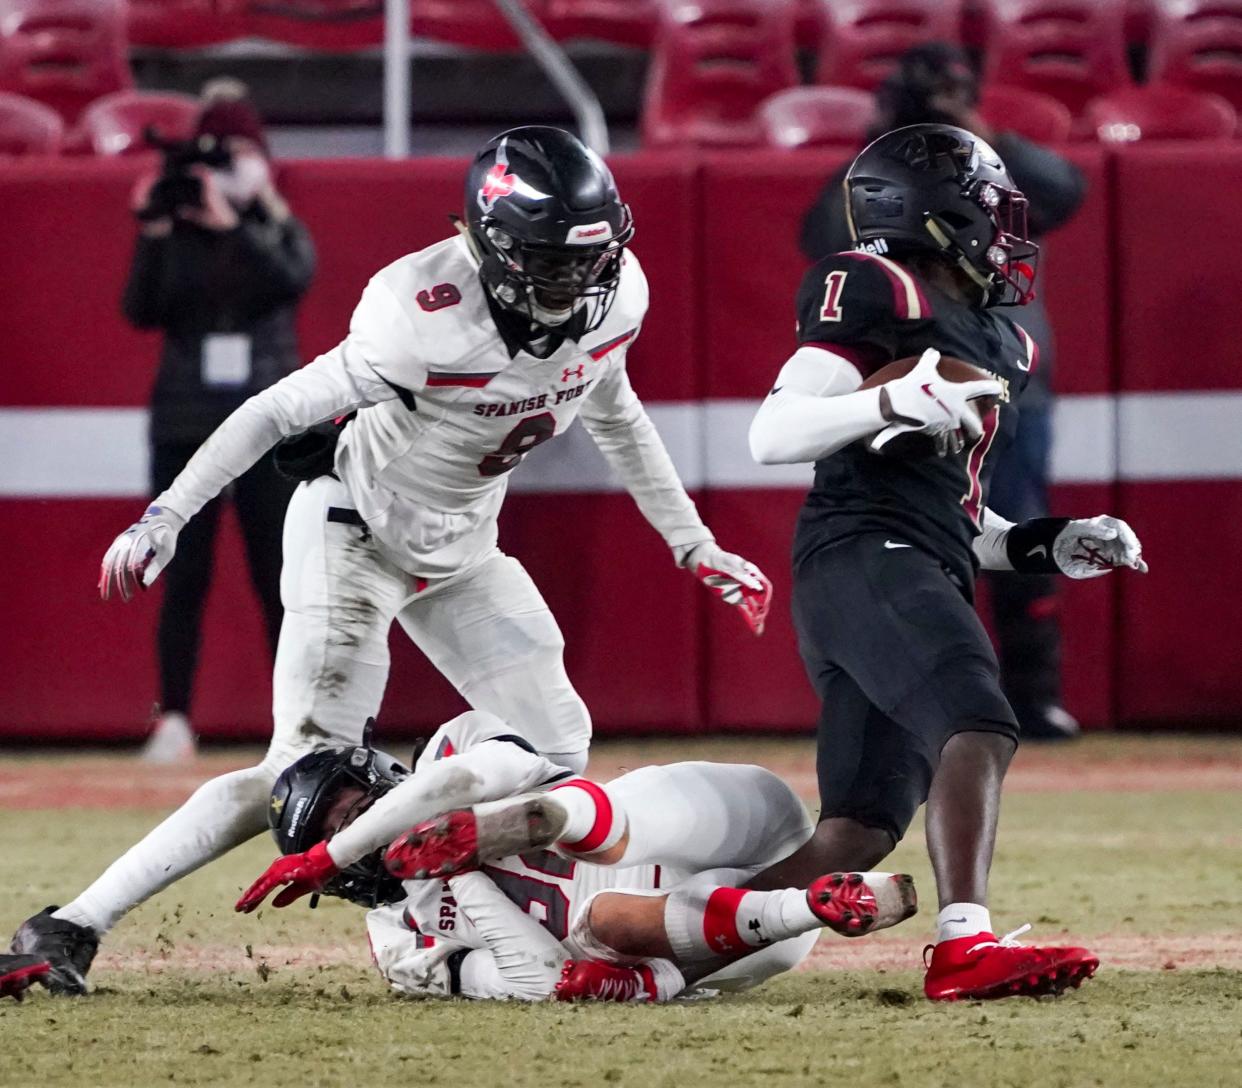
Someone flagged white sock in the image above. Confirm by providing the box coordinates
[52,764,276,935]
[665,885,818,962]
[735,888,819,945]
[549,784,598,843]
[549,779,626,855]
[937,902,992,943]
[641,958,687,1002]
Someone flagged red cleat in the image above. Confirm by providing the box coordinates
[384,810,481,880]
[0,954,51,1001]
[554,959,657,1003]
[924,925,1099,1001]
[807,872,918,937]
[384,794,569,880]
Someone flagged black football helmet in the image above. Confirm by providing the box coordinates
[268,743,410,908]
[844,123,1038,307]
[463,126,634,335]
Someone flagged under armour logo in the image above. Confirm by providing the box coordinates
[562,365,585,382]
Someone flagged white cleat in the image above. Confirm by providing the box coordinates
[140,711,198,765]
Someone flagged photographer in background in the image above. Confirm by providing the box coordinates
[800,44,1087,741]
[123,82,315,762]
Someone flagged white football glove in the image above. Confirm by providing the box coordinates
[99,505,187,602]
[677,541,773,637]
[1053,516,1148,579]
[871,348,1002,456]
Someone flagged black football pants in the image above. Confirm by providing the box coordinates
[151,441,294,717]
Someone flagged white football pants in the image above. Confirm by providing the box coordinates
[56,476,590,936]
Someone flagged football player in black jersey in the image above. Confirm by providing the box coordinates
[747,124,1146,1001]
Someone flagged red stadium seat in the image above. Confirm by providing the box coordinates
[242,0,384,50]
[78,89,200,154]
[410,0,546,50]
[795,0,823,48]
[0,90,63,154]
[0,0,131,123]
[544,0,658,46]
[1126,0,1157,44]
[1149,0,1242,119]
[127,0,245,48]
[981,0,1132,120]
[641,0,799,149]
[815,0,964,90]
[1085,82,1236,140]
[978,83,1074,141]
[758,85,877,148]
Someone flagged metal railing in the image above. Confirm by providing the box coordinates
[381,0,610,159]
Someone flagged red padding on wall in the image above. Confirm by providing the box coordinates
[1115,481,1242,723]
[1,158,157,408]
[1114,143,1242,392]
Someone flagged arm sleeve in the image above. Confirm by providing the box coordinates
[451,872,566,1001]
[992,134,1087,236]
[326,740,565,868]
[152,275,421,520]
[748,345,886,464]
[578,354,714,552]
[973,506,1016,570]
[121,234,173,330]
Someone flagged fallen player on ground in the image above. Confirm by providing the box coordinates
[236,710,917,1001]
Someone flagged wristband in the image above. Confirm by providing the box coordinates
[1005,518,1071,573]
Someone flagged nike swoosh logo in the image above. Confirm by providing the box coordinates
[946,916,968,925]
[884,541,911,550]
[1027,545,1048,559]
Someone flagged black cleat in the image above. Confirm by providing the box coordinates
[10,907,99,996]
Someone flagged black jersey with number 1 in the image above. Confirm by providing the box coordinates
[790,249,1039,590]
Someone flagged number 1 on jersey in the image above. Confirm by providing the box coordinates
[820,270,848,322]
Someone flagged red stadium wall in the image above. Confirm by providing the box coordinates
[0,146,1234,741]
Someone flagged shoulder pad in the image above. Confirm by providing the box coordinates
[413,710,530,772]
[605,249,650,331]
[1006,319,1040,373]
[372,238,502,374]
[804,250,934,324]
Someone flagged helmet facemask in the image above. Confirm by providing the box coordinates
[474,210,633,333]
[845,124,1039,309]
[463,127,635,341]
[925,179,1039,307]
[268,745,409,908]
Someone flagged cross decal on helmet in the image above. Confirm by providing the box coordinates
[479,162,518,211]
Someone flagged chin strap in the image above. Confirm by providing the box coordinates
[924,215,994,306]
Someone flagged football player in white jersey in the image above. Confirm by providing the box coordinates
[235,711,918,1002]
[11,128,770,994]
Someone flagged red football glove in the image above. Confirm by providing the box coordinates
[0,955,50,1001]
[235,841,339,913]
[681,542,773,636]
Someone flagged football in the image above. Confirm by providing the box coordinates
[859,354,999,458]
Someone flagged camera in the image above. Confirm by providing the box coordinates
[137,126,233,222]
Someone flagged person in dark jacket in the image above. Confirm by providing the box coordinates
[799,44,1086,740]
[123,85,315,762]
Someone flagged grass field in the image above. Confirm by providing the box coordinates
[2,734,1241,1088]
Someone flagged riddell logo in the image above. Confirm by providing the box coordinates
[567,221,612,245]
[859,238,889,255]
